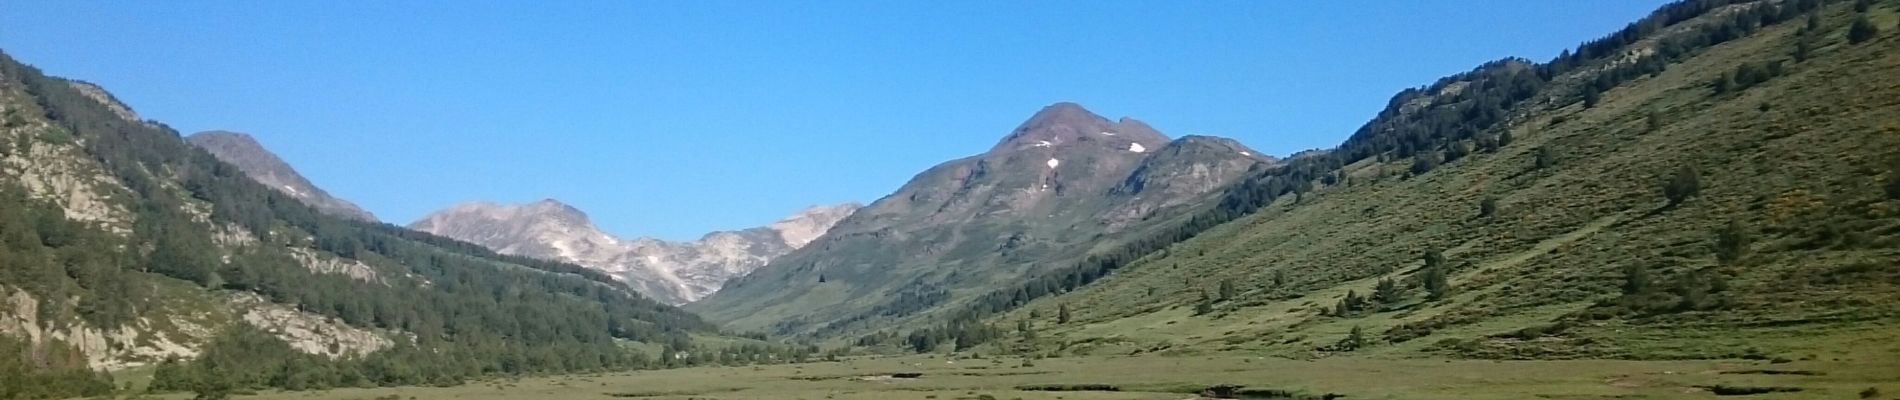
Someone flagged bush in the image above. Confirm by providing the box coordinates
[1662,166,1701,206]
[1533,147,1556,170]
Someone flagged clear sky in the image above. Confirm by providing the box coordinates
[0,1,1666,240]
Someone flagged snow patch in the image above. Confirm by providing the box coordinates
[1046,158,1060,169]
[1099,131,1117,136]
[1240,151,1253,156]
[1128,143,1146,153]
[1033,140,1053,147]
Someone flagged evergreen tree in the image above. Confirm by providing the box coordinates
[1714,221,1751,265]
[1848,16,1879,44]
[1478,197,1498,218]
[1887,159,1900,200]
[1422,248,1446,270]
[1374,278,1404,307]
[1056,304,1071,324]
[1424,266,1449,301]
[1217,280,1237,301]
[1793,33,1813,62]
[1344,325,1368,351]
[1622,265,1653,295]
[1194,297,1215,316]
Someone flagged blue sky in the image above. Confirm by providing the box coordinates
[0,1,1665,240]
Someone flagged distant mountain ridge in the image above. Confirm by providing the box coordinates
[410,200,859,304]
[185,131,378,221]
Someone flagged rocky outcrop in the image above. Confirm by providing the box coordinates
[0,286,205,370]
[232,294,394,359]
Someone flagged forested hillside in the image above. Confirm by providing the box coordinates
[864,0,1900,358]
[0,50,807,399]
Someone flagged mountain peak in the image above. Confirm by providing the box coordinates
[990,102,1168,153]
[185,130,378,221]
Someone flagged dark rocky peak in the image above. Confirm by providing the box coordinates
[990,102,1168,153]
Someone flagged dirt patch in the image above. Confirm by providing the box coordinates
[1015,383,1121,392]
[1718,369,1822,376]
[1696,385,1804,396]
[1201,384,1345,399]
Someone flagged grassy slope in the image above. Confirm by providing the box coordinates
[1000,2,1900,361]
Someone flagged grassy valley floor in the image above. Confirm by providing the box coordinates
[165,352,1900,400]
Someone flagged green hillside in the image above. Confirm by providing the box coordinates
[976,0,1900,362]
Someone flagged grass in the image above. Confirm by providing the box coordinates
[141,353,1899,400]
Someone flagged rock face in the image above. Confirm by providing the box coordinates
[67,80,140,122]
[185,131,378,221]
[688,102,1271,335]
[410,200,859,304]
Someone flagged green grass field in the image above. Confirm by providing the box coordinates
[170,353,1896,400]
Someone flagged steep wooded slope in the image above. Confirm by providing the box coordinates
[0,51,767,397]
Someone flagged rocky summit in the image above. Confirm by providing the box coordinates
[410,200,858,304]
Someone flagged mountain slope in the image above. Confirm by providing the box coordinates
[980,0,1900,361]
[690,102,1273,336]
[409,200,858,304]
[0,50,777,396]
[185,131,378,221]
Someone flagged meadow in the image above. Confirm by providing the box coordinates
[161,352,1899,400]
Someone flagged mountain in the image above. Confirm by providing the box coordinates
[896,0,1900,360]
[185,131,378,221]
[688,102,1273,335]
[410,200,859,304]
[0,51,798,397]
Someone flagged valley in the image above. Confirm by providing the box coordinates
[3,0,1899,399]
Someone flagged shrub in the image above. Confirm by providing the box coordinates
[1662,166,1701,206]
[1714,221,1751,265]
